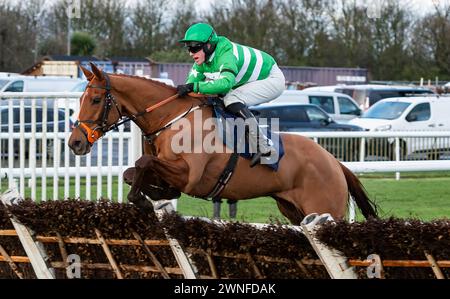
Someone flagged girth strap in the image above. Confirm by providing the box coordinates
[207,153,239,199]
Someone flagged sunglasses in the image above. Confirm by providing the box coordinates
[186,42,204,54]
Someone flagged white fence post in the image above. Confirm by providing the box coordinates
[152,200,199,279]
[130,122,142,163]
[301,213,358,279]
[1,189,55,279]
[2,93,450,204]
[395,137,400,180]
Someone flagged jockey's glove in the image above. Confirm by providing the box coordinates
[177,83,194,96]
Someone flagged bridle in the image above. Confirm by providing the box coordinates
[74,72,186,145]
[74,72,125,144]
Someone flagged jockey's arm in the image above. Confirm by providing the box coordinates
[186,64,206,84]
[194,71,236,95]
[191,51,239,95]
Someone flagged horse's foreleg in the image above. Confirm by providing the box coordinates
[125,160,155,211]
[126,155,188,203]
[146,156,190,191]
[124,166,180,199]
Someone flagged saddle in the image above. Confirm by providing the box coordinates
[206,98,285,171]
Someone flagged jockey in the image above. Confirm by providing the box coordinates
[177,23,286,167]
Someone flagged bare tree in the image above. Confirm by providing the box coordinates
[0,0,38,71]
[416,2,450,79]
[370,1,413,79]
[278,0,332,65]
[205,0,280,55]
[327,0,374,69]
[128,0,168,57]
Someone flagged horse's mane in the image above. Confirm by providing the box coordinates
[111,73,177,91]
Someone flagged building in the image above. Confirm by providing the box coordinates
[150,62,368,86]
[22,56,368,86]
[22,55,114,79]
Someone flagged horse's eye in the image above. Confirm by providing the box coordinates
[92,97,102,104]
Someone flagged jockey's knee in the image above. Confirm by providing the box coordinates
[223,92,246,107]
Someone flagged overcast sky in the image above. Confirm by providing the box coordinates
[38,0,450,16]
[196,0,447,13]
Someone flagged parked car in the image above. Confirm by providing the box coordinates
[334,84,435,110]
[0,76,82,92]
[303,85,346,92]
[0,106,72,159]
[349,96,450,159]
[251,103,363,161]
[269,90,362,124]
[0,72,20,78]
[251,103,363,132]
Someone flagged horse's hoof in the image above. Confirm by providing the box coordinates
[153,201,170,211]
[123,167,135,185]
[316,213,333,225]
[301,213,319,225]
[128,192,144,204]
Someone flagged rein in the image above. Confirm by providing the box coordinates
[74,72,184,145]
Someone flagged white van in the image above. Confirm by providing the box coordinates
[0,76,82,92]
[349,96,450,158]
[269,90,362,123]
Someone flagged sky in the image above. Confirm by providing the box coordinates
[196,0,448,14]
[27,0,450,16]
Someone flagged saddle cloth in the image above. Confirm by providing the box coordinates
[207,98,284,171]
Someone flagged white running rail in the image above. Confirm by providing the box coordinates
[1,93,450,202]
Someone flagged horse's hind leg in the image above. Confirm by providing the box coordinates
[272,195,305,225]
[276,185,347,221]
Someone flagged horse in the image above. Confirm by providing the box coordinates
[68,63,377,224]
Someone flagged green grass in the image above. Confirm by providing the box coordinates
[360,177,450,220]
[2,173,449,223]
[177,175,450,223]
[0,177,130,202]
[176,195,287,224]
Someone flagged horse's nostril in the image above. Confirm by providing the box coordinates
[72,140,83,151]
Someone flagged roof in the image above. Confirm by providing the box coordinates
[109,57,151,63]
[377,96,445,104]
[336,84,433,91]
[252,103,316,108]
[280,90,352,97]
[44,55,102,62]
[21,55,106,75]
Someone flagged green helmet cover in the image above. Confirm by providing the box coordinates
[179,23,218,45]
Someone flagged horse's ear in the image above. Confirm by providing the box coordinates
[80,65,94,81]
[89,62,104,81]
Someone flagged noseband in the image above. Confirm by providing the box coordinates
[74,72,125,144]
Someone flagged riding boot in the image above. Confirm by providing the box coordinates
[228,200,237,219]
[213,198,222,219]
[231,104,276,167]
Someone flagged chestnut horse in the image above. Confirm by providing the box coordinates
[68,63,377,224]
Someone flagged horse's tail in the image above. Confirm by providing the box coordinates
[339,163,378,219]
